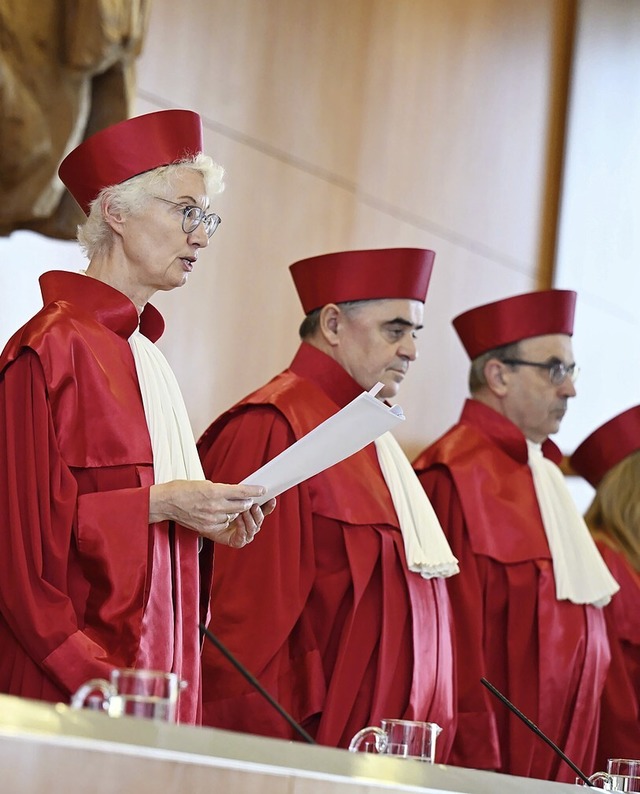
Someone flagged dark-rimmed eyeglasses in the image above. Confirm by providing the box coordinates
[154,197,221,238]
[501,358,579,386]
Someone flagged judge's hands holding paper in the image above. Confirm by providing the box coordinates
[149,480,276,547]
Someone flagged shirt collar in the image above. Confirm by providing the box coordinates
[39,270,165,342]
[290,342,366,408]
[460,398,562,465]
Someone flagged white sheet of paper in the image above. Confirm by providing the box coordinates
[241,382,405,505]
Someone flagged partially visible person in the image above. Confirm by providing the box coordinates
[413,290,618,783]
[198,248,460,756]
[571,406,640,769]
[0,109,274,723]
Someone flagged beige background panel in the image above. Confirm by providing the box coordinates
[138,0,560,268]
[554,0,640,442]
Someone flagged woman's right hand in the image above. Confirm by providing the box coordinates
[149,480,273,547]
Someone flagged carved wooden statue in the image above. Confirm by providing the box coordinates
[0,0,150,239]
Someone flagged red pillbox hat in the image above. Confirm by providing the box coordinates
[58,109,203,215]
[570,405,640,488]
[453,289,577,360]
[289,248,435,314]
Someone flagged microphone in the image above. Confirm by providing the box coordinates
[480,677,593,787]
[199,622,316,745]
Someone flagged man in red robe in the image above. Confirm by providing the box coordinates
[413,290,617,782]
[571,406,640,770]
[0,110,273,723]
[198,248,459,756]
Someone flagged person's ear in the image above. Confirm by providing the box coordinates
[101,195,126,235]
[484,358,509,396]
[318,304,342,347]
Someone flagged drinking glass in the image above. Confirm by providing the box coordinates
[580,759,640,791]
[70,668,185,722]
[348,718,441,762]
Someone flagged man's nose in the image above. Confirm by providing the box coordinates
[559,377,577,398]
[399,334,418,361]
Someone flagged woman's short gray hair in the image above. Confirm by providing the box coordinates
[77,153,224,259]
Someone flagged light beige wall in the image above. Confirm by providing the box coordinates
[136,0,570,457]
[553,0,640,506]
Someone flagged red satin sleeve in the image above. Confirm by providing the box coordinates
[0,351,120,695]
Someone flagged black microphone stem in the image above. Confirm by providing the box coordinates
[199,622,316,745]
[480,677,593,787]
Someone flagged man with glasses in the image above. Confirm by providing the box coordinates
[0,110,274,723]
[413,289,618,783]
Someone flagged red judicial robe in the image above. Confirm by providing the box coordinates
[413,399,610,783]
[197,343,456,756]
[591,538,640,770]
[0,271,208,723]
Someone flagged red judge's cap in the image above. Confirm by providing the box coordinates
[453,289,577,360]
[570,405,640,488]
[289,248,435,314]
[58,109,203,215]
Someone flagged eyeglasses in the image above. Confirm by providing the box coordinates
[154,197,221,238]
[501,358,579,386]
